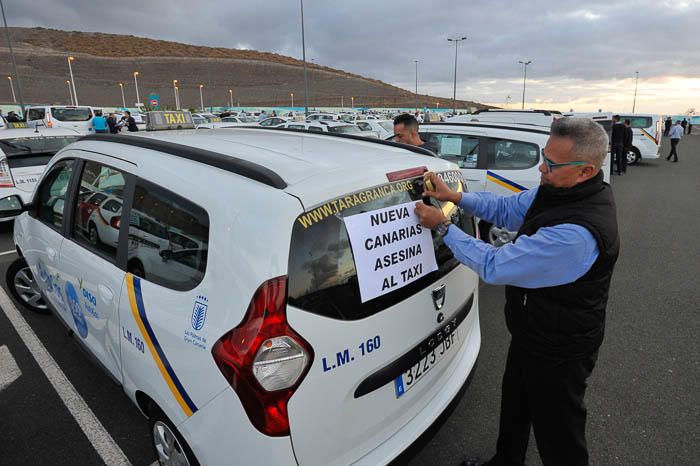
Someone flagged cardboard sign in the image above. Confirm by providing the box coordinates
[344,200,438,303]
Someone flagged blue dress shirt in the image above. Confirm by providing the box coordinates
[443,189,599,288]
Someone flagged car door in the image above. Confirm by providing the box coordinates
[419,130,486,193]
[483,136,541,196]
[57,152,135,381]
[21,158,76,315]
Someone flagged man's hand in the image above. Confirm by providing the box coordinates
[414,202,448,229]
[422,171,461,204]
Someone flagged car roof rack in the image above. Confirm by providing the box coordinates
[79,134,287,189]
[472,109,560,116]
[237,126,437,157]
[421,121,551,135]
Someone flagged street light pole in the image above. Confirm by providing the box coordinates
[66,80,74,105]
[133,71,141,108]
[229,89,233,108]
[199,84,204,111]
[6,76,15,103]
[300,0,310,116]
[67,56,78,105]
[118,83,125,108]
[518,60,532,109]
[351,96,354,110]
[632,71,639,113]
[173,80,179,110]
[447,36,467,114]
[290,92,294,108]
[414,60,418,114]
[1,0,25,116]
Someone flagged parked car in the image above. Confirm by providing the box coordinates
[258,117,288,127]
[26,106,96,133]
[2,128,480,466]
[356,119,394,139]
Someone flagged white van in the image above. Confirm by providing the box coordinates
[449,109,562,127]
[26,106,95,134]
[564,112,661,164]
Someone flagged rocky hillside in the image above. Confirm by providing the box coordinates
[0,27,488,110]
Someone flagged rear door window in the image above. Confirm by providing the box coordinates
[28,108,46,121]
[620,116,652,128]
[486,138,540,170]
[288,171,474,320]
[51,107,92,122]
[420,133,479,168]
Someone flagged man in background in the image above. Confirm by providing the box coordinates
[667,121,683,162]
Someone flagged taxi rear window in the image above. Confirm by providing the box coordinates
[287,172,474,320]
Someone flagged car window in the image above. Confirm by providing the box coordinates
[487,138,540,170]
[50,107,92,122]
[620,116,652,128]
[288,124,306,130]
[72,161,126,261]
[357,122,371,131]
[379,121,394,133]
[0,135,80,157]
[421,133,479,169]
[28,108,46,121]
[308,126,324,133]
[328,125,360,134]
[288,171,474,320]
[36,160,74,229]
[127,180,209,291]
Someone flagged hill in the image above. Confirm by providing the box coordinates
[0,27,488,110]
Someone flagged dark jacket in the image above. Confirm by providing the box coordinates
[504,172,620,360]
[107,116,118,134]
[611,122,626,145]
[624,126,633,148]
[126,116,138,132]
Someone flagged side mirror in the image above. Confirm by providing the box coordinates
[159,249,173,262]
[0,195,27,218]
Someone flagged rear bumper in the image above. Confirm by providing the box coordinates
[351,304,481,466]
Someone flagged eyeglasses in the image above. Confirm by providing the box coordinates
[541,149,590,172]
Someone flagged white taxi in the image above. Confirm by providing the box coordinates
[2,128,481,466]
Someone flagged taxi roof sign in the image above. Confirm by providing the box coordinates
[146,111,195,131]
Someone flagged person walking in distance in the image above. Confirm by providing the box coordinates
[687,119,693,135]
[681,118,687,135]
[611,115,626,175]
[414,117,619,466]
[664,117,672,137]
[667,120,683,162]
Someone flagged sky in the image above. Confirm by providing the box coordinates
[6,0,699,114]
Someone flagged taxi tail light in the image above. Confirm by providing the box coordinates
[0,156,14,187]
[109,216,121,229]
[211,276,313,437]
[386,166,428,182]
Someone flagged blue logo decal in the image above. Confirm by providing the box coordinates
[191,296,208,331]
[66,282,88,339]
[394,376,405,398]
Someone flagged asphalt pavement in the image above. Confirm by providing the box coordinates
[1,134,698,465]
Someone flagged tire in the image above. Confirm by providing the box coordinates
[6,257,50,314]
[88,222,100,246]
[479,221,515,247]
[626,148,641,165]
[150,410,199,466]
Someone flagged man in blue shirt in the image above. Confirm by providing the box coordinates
[91,111,108,133]
[666,121,683,162]
[416,117,619,466]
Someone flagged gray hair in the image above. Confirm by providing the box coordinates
[550,117,609,169]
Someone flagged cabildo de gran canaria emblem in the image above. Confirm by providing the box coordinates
[191,296,208,331]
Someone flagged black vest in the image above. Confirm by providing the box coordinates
[504,172,620,359]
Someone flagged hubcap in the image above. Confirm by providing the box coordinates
[89,226,98,245]
[489,225,514,247]
[626,150,637,164]
[13,266,48,311]
[153,421,190,466]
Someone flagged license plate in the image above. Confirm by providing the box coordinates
[394,327,459,398]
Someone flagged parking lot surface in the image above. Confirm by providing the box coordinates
[0,135,698,465]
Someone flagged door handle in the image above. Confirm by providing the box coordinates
[98,284,114,303]
[46,247,57,261]
[464,178,481,182]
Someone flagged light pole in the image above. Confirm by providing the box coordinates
[175,85,180,110]
[290,92,294,108]
[66,80,74,105]
[6,76,15,103]
[133,71,141,108]
[173,80,179,110]
[414,60,419,113]
[300,0,309,116]
[447,36,467,114]
[518,60,532,109]
[1,0,25,115]
[118,83,126,108]
[229,89,233,108]
[199,84,205,111]
[341,95,344,110]
[67,56,78,105]
[436,102,440,112]
[351,96,355,110]
[632,71,639,113]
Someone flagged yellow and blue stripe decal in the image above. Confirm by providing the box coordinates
[126,274,198,417]
[640,128,657,143]
[486,171,528,193]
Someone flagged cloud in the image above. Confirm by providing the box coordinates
[3,0,699,112]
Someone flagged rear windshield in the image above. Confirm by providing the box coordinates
[379,121,394,133]
[619,116,653,129]
[328,125,360,134]
[0,135,80,157]
[51,107,92,122]
[288,171,475,320]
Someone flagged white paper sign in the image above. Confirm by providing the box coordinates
[440,136,463,155]
[344,200,438,303]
